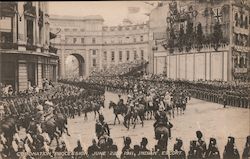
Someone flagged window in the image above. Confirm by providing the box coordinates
[133,37,136,42]
[140,35,144,42]
[65,37,68,43]
[64,28,69,32]
[73,28,77,32]
[126,51,130,61]
[111,51,115,62]
[235,13,238,27]
[134,50,137,60]
[27,19,34,45]
[92,38,96,44]
[92,50,96,55]
[104,51,107,61]
[141,50,144,60]
[80,28,85,32]
[119,51,122,61]
[81,38,84,43]
[73,38,77,43]
[240,14,243,28]
[245,16,248,29]
[93,59,96,67]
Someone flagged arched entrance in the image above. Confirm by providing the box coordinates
[65,54,85,78]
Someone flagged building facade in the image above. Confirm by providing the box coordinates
[50,15,149,78]
[148,0,250,81]
[0,2,59,92]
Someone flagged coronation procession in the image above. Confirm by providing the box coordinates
[0,1,250,159]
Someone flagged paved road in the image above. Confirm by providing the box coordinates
[60,91,249,157]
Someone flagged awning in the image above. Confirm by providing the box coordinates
[50,32,57,40]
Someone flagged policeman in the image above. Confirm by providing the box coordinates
[205,138,220,159]
[242,135,250,159]
[223,136,240,159]
[121,137,133,159]
[195,131,207,158]
[171,138,186,159]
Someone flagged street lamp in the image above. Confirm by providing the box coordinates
[152,40,158,74]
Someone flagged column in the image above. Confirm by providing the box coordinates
[85,50,90,77]
[17,2,26,51]
[13,13,17,43]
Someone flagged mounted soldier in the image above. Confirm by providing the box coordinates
[95,115,110,140]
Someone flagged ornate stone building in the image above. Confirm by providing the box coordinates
[0,2,58,92]
[148,0,250,81]
[50,15,149,78]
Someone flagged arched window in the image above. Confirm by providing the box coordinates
[245,16,248,29]
[235,13,238,26]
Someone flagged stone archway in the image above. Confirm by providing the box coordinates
[64,53,85,78]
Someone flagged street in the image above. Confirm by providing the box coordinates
[60,91,249,156]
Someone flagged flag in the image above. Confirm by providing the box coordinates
[128,7,140,14]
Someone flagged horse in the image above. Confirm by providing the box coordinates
[0,116,18,147]
[124,104,145,130]
[154,118,169,151]
[40,113,69,145]
[108,101,127,125]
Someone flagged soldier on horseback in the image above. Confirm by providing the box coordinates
[95,115,110,140]
[154,106,173,139]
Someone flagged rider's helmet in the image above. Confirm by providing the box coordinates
[99,114,104,122]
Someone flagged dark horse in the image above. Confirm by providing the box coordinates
[154,113,170,151]
[109,100,127,125]
[40,113,69,145]
[123,104,145,130]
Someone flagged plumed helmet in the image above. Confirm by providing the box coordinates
[196,131,203,139]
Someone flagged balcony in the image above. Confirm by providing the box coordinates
[0,2,17,17]
[0,42,17,50]
[233,45,250,53]
[49,45,58,54]
[233,26,249,35]
[234,68,248,74]
[24,2,36,17]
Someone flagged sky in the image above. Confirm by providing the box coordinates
[48,1,158,26]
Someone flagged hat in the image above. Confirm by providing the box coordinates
[125,137,131,145]
[196,131,203,139]
[141,137,148,145]
[247,135,250,144]
[176,138,183,147]
[228,136,235,143]
[210,138,216,144]
[99,114,104,121]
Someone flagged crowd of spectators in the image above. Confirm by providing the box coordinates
[90,60,147,77]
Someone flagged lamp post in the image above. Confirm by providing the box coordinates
[152,40,158,74]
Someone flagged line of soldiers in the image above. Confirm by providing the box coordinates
[68,75,249,109]
[45,131,250,159]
